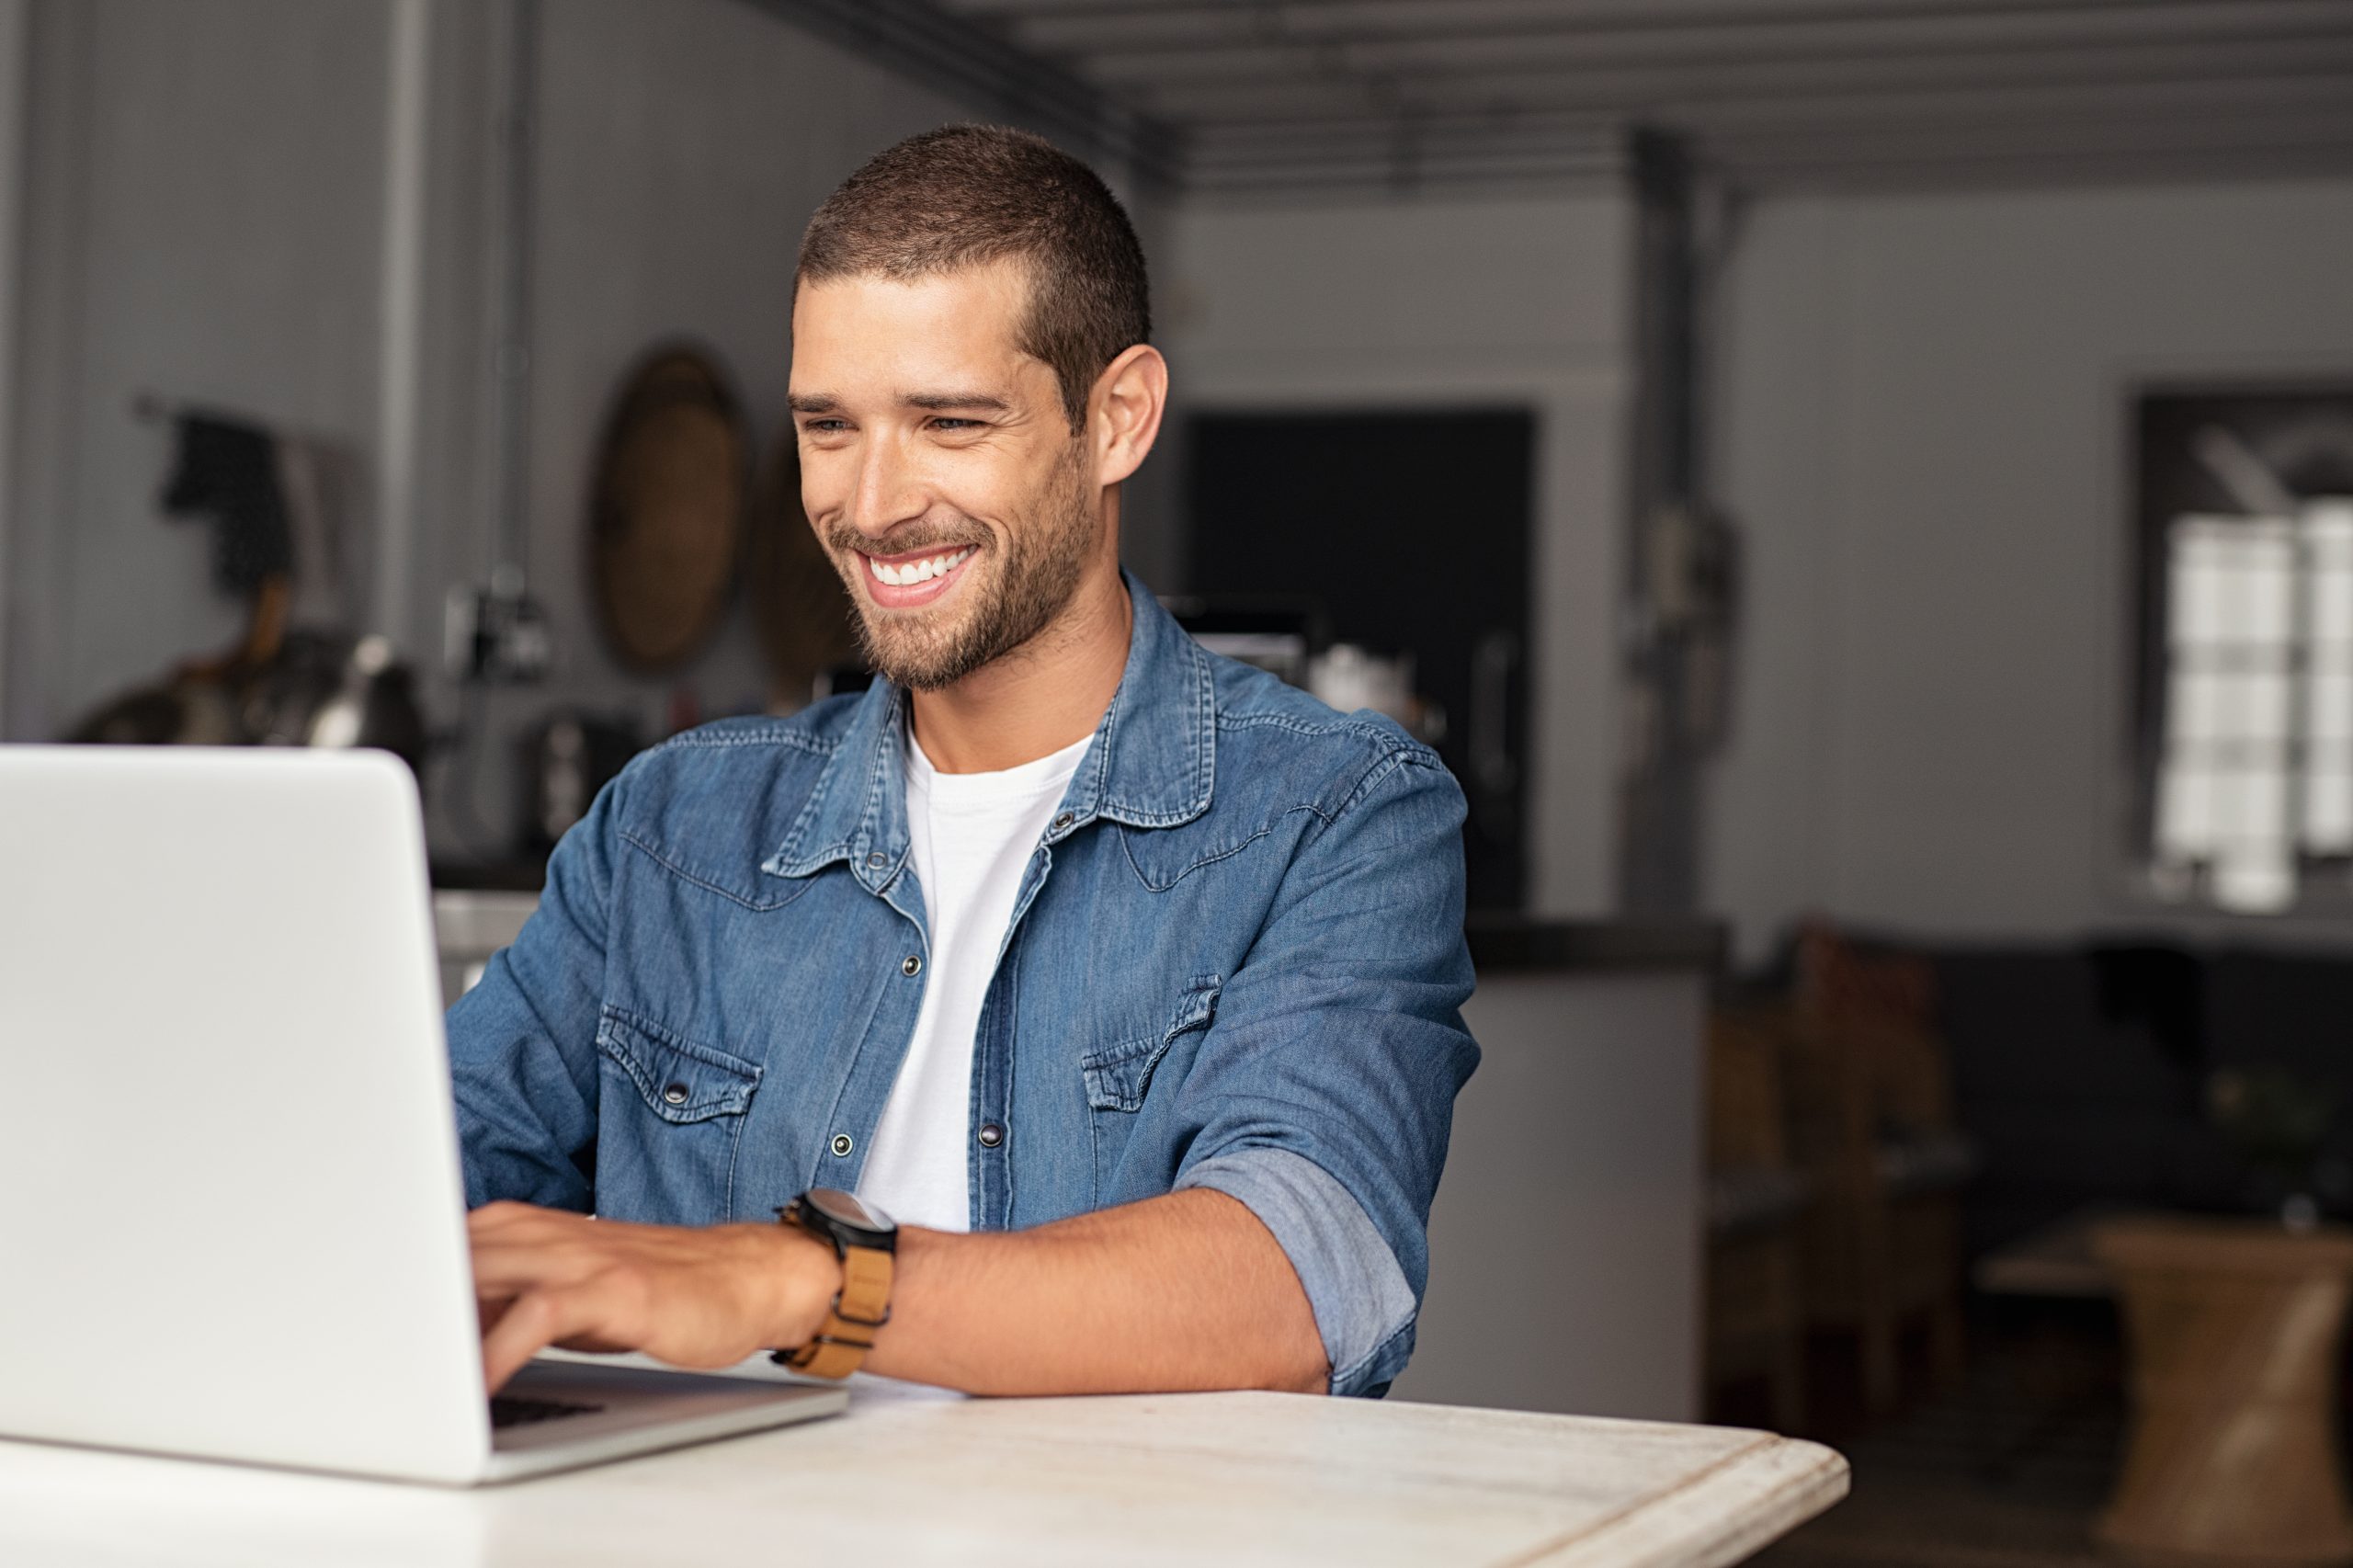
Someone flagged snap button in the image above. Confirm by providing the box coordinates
[977,1122,1004,1149]
[662,1082,688,1107]
[902,954,923,977]
[867,852,886,868]
[830,1132,853,1158]
[1052,812,1073,829]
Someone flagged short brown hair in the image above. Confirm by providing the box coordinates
[797,125,1151,431]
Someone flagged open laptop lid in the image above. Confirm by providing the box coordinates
[0,746,491,1483]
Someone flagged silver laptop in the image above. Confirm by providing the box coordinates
[0,745,846,1484]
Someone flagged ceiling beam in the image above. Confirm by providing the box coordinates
[1080,22,2353,90]
[942,0,2256,29]
[992,0,2349,62]
[1188,107,2353,159]
[1177,65,2353,142]
[1184,104,2353,181]
[1184,138,2353,199]
[1706,111,2353,165]
[1724,139,2353,193]
[1120,40,2353,120]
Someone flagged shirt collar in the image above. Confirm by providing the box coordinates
[763,571,1216,887]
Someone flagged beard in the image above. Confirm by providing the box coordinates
[824,442,1097,692]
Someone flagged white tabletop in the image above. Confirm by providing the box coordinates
[0,1380,1846,1567]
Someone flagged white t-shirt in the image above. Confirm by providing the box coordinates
[854,728,1093,1232]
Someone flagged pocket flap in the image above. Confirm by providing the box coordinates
[1079,974,1221,1113]
[1079,1032,1165,1113]
[1165,972,1221,1040]
[597,1006,761,1123]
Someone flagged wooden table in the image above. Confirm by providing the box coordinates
[2094,1217,2353,1565]
[0,1380,1846,1566]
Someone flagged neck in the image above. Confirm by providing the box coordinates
[908,542,1133,776]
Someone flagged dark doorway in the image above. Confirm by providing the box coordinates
[1185,409,1534,912]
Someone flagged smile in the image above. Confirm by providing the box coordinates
[866,546,976,586]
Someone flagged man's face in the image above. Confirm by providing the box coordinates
[790,260,1100,691]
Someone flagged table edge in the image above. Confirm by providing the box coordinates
[1504,1435,1850,1568]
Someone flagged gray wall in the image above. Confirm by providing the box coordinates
[1705,176,2353,960]
[1163,194,1634,916]
[4,0,398,741]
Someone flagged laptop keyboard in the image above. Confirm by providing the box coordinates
[489,1394,606,1429]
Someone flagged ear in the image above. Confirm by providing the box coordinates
[1088,344,1168,489]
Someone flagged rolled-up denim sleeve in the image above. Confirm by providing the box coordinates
[1169,746,1479,1397]
[1177,1147,1422,1395]
[443,767,627,1211]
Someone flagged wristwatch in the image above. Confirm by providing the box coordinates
[772,1187,896,1379]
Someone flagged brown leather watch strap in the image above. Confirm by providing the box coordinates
[780,1241,893,1380]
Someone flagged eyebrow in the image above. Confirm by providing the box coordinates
[787,391,1015,416]
[904,391,1013,414]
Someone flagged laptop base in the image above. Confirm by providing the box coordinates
[479,1360,847,1484]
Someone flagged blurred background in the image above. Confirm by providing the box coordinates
[4,1,2353,1562]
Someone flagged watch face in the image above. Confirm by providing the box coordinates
[807,1187,893,1237]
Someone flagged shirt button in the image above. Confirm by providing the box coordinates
[662,1083,688,1107]
[867,852,886,868]
[902,954,923,977]
[977,1122,1005,1149]
[1053,812,1074,829]
[830,1132,854,1158]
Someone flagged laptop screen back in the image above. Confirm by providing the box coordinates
[0,746,490,1482]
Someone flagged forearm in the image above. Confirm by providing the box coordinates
[861,1188,1328,1396]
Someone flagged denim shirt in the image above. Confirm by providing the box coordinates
[447,574,1480,1396]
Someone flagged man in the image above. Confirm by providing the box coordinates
[452,125,1477,1400]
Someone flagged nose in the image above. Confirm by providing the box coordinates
[845,431,928,542]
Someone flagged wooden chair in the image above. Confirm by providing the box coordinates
[1783,921,1974,1415]
[1703,1004,1810,1431]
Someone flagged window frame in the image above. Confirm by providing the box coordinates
[2128,381,2353,916]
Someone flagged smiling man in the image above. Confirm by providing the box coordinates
[449,126,1478,1400]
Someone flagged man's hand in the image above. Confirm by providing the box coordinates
[467,1201,843,1392]
[469,1189,1328,1399]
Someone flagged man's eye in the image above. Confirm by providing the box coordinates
[803,418,849,434]
[930,418,982,431]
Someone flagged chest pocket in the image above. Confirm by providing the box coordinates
[1080,975,1221,1203]
[594,1006,762,1222]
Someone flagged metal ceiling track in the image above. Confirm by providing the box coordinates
[941,0,2277,21]
[949,0,2346,51]
[749,0,2353,196]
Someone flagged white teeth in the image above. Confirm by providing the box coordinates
[867,546,974,587]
